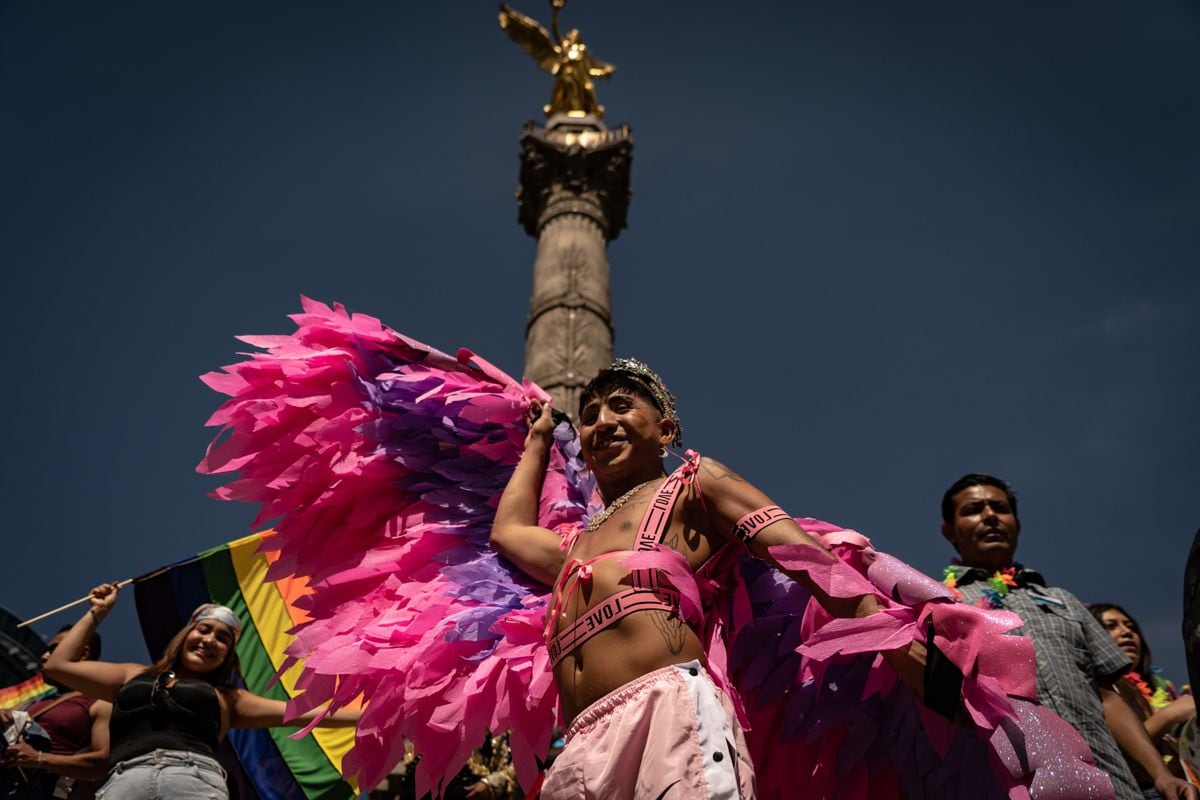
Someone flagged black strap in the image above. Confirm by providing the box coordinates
[922,621,964,721]
[29,691,80,721]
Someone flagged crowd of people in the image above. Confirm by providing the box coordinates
[3,590,359,800]
[940,475,1195,800]
[3,358,1197,800]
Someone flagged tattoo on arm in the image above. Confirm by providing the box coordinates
[706,463,746,483]
[648,610,688,655]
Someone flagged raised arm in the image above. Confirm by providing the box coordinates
[489,401,567,586]
[693,458,929,695]
[229,689,362,730]
[43,584,147,701]
[694,458,879,618]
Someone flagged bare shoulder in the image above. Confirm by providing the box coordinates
[696,456,747,485]
[694,456,770,504]
[685,455,781,536]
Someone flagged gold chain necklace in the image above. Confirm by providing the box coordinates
[584,477,660,532]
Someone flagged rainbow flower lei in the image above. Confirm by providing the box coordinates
[943,565,1018,609]
[1124,670,1180,710]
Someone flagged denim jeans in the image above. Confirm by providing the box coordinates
[96,749,227,800]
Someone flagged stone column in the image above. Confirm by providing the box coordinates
[517,116,632,414]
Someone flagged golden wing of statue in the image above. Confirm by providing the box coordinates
[498,4,559,73]
[586,54,615,79]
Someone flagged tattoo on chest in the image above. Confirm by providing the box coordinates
[648,610,688,655]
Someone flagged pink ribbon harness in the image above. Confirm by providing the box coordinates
[544,455,793,668]
[545,462,693,668]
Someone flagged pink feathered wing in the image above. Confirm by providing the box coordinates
[199,298,593,796]
[696,518,1114,799]
[200,300,1114,800]
[613,471,1114,800]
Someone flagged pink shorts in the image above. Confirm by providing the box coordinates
[542,660,756,800]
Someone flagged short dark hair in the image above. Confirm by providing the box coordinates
[578,371,662,419]
[55,624,102,660]
[940,473,1019,525]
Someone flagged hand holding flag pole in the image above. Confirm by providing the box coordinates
[16,579,133,628]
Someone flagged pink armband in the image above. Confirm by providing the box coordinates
[732,505,789,545]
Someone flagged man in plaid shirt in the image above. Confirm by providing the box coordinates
[941,473,1196,800]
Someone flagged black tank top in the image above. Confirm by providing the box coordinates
[108,672,223,765]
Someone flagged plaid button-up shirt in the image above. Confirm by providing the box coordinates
[952,565,1140,800]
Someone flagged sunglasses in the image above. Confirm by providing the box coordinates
[151,671,175,708]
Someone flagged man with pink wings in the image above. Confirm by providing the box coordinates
[201,299,1117,799]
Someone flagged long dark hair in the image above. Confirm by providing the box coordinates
[1089,602,1151,676]
[142,621,240,689]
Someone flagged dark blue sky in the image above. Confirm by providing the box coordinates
[3,1,1198,683]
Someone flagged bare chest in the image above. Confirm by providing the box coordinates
[563,490,717,570]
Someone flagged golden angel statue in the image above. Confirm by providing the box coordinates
[499,2,616,119]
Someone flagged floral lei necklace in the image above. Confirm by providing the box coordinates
[1123,670,1176,710]
[942,565,1018,609]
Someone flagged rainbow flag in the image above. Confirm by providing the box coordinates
[0,674,56,710]
[133,532,357,800]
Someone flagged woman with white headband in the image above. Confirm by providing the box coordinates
[45,583,360,800]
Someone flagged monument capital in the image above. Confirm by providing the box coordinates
[504,1,632,411]
[516,121,632,241]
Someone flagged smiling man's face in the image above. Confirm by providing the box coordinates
[941,484,1021,571]
[577,387,666,476]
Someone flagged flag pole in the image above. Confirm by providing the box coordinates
[16,579,135,628]
[17,531,270,629]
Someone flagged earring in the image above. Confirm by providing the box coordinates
[658,447,668,458]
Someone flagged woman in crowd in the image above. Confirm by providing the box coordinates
[44,583,360,800]
[1091,603,1197,797]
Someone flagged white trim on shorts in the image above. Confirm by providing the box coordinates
[674,660,742,799]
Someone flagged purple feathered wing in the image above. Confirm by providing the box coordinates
[199,298,594,796]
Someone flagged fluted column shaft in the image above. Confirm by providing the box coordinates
[516,120,632,413]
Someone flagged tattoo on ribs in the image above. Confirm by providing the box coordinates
[648,610,688,655]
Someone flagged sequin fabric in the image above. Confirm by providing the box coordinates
[952,564,1141,800]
